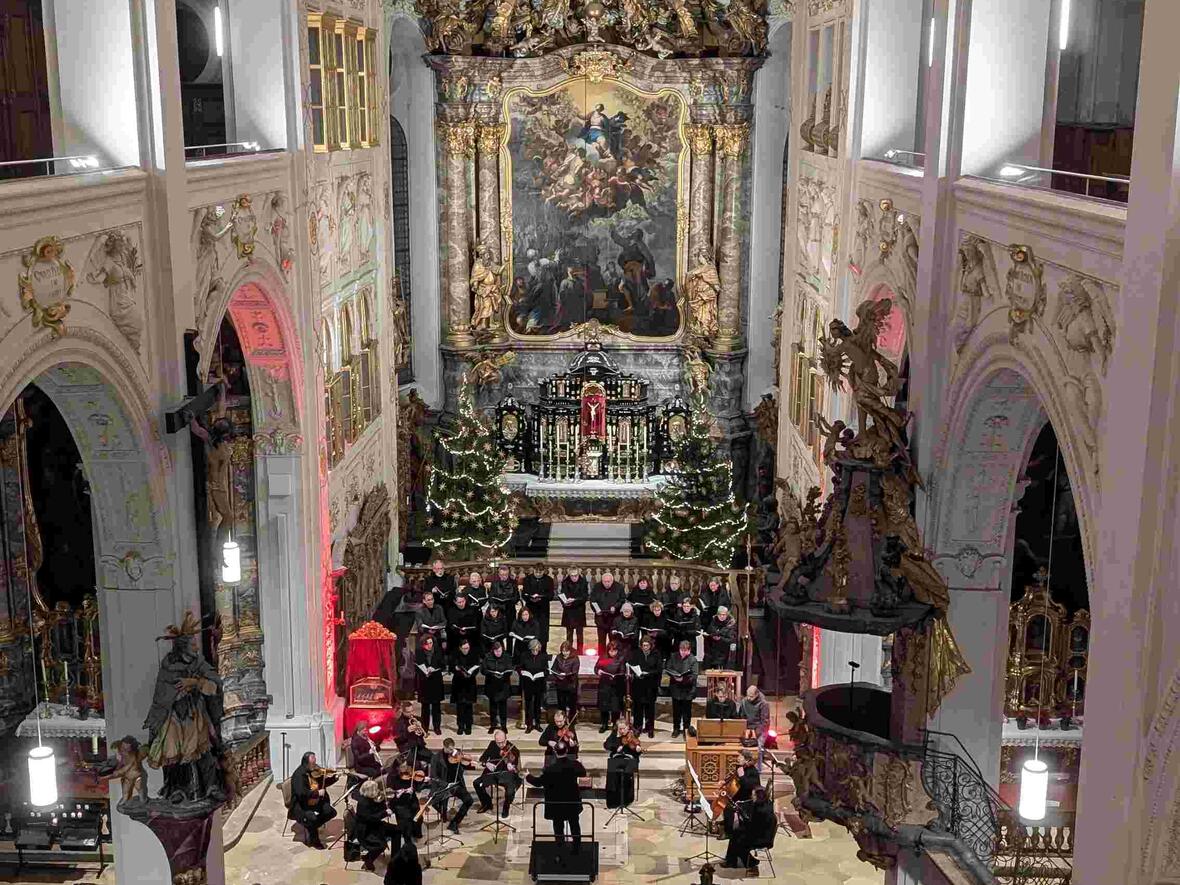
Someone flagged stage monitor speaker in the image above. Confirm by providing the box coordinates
[528,839,600,883]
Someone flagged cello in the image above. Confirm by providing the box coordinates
[709,770,742,820]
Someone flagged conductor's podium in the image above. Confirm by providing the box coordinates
[684,718,747,801]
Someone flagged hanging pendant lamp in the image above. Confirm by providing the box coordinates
[1018,444,1062,821]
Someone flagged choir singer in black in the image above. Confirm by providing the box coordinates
[559,567,589,653]
[519,638,549,733]
[525,742,587,851]
[451,637,480,735]
[551,641,581,718]
[414,633,445,735]
[627,635,662,738]
[665,640,700,738]
[482,640,513,734]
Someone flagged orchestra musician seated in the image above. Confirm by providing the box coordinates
[539,710,580,767]
[474,728,522,818]
[722,750,762,839]
[721,787,777,873]
[353,778,399,871]
[428,738,476,834]
[604,719,642,809]
[351,719,384,780]
[705,683,739,720]
[386,761,426,842]
[289,751,338,849]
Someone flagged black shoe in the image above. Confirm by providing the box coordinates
[501,803,512,817]
[310,837,326,850]
[720,861,739,869]
[477,804,491,814]
[434,727,442,735]
[525,725,534,734]
[671,729,682,738]
[687,725,697,737]
[448,821,461,834]
[647,729,655,738]
[362,860,376,871]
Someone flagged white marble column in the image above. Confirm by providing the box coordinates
[258,453,335,778]
[1073,3,1180,882]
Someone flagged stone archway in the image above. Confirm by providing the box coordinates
[0,334,178,883]
[926,333,1097,790]
[197,268,334,771]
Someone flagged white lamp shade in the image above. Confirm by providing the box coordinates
[222,539,241,584]
[1019,758,1049,821]
[28,746,58,807]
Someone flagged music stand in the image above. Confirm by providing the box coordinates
[604,767,644,826]
[681,761,722,865]
[426,779,464,853]
[478,779,517,843]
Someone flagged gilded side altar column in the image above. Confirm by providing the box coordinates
[476,123,504,263]
[687,124,715,262]
[440,120,475,347]
[713,123,749,352]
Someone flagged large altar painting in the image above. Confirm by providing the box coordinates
[502,78,688,340]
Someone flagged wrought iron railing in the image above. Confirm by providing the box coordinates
[921,730,1072,884]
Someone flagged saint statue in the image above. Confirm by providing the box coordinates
[469,243,507,333]
[683,246,721,341]
[143,611,227,805]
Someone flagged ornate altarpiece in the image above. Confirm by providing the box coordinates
[430,45,762,478]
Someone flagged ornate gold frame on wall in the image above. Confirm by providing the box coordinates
[498,76,690,345]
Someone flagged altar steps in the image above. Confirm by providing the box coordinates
[546,523,634,559]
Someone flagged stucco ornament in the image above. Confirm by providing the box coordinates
[950,234,1000,353]
[1054,273,1115,375]
[18,236,75,337]
[1004,245,1046,343]
[84,231,144,352]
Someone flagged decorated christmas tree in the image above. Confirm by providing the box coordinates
[644,409,749,567]
[421,387,515,560]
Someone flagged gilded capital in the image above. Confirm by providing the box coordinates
[438,121,476,157]
[715,123,751,159]
[686,124,714,156]
[477,123,506,155]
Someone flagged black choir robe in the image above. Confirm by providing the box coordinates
[558,575,589,628]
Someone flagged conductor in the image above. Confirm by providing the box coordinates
[525,742,587,851]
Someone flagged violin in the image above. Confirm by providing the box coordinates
[556,710,580,744]
[306,766,338,805]
[622,731,642,753]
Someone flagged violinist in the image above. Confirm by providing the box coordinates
[451,637,480,735]
[415,634,446,735]
[386,761,426,843]
[465,570,488,612]
[551,641,581,718]
[611,602,641,655]
[641,600,671,659]
[665,639,700,739]
[353,778,399,870]
[594,640,626,732]
[721,787,777,873]
[558,567,589,653]
[704,605,738,671]
[522,565,554,646]
[474,729,521,817]
[518,638,549,733]
[722,750,762,838]
[289,751,338,849]
[350,719,383,779]
[447,591,481,654]
[414,590,447,653]
[590,572,623,654]
[393,701,428,756]
[482,640,513,733]
[481,602,509,656]
[423,558,457,614]
[427,738,475,834]
[627,635,662,738]
[539,710,580,767]
[603,719,641,809]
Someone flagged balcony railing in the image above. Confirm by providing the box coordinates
[994,163,1129,203]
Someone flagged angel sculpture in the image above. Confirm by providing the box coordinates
[469,244,507,333]
[1054,274,1115,374]
[817,299,907,452]
[683,346,712,404]
[725,0,769,55]
[84,231,143,352]
[464,349,515,387]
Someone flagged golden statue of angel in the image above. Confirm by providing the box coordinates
[464,349,515,387]
[683,246,721,341]
[817,298,907,450]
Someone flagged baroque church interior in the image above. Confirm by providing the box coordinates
[0,0,1168,884]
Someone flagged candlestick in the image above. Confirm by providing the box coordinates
[91,734,99,756]
[63,661,69,685]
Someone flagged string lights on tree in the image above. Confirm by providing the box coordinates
[643,408,748,568]
[421,384,516,560]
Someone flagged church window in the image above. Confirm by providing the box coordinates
[307,15,327,150]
